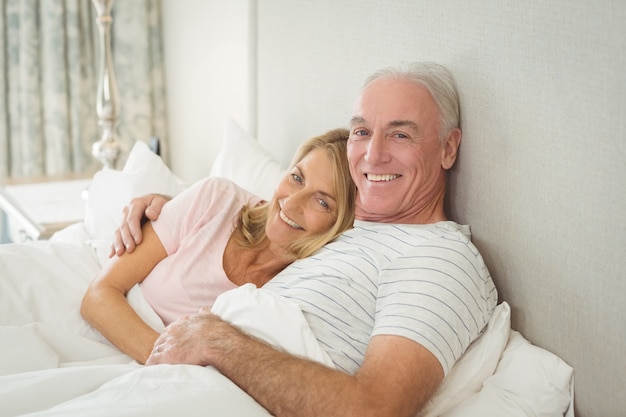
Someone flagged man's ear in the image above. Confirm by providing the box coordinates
[441,128,462,170]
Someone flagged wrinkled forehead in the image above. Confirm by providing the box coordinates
[351,77,440,128]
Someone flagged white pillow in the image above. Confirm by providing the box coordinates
[440,330,574,417]
[84,141,183,242]
[209,118,285,200]
[418,302,511,417]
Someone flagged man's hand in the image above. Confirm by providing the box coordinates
[109,194,171,257]
[146,309,443,417]
[146,308,229,366]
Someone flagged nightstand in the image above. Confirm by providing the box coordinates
[0,176,92,242]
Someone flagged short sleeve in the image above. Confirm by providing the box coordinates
[373,234,497,374]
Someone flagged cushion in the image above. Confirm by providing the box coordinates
[418,302,511,417]
[209,118,285,200]
[440,330,574,417]
[84,141,183,242]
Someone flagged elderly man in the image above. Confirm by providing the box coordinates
[115,62,496,417]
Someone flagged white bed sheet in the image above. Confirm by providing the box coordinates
[0,227,574,417]
[0,239,333,417]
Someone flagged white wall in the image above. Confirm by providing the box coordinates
[160,1,625,414]
[255,2,625,416]
[161,0,253,183]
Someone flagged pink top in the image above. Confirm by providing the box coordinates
[140,177,262,325]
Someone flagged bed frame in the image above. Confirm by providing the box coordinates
[247,2,626,416]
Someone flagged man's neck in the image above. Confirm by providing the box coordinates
[355,187,448,225]
[355,205,447,225]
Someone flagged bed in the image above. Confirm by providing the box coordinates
[0,124,574,417]
[3,1,623,415]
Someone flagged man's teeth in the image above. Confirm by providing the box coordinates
[279,210,304,230]
[366,174,400,182]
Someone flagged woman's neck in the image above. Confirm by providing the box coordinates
[223,235,293,287]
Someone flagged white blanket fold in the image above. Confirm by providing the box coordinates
[0,242,331,416]
[0,239,574,417]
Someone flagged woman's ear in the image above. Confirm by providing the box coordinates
[441,128,462,170]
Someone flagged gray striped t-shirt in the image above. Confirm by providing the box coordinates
[264,220,497,375]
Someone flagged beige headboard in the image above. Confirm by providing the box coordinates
[253,1,626,416]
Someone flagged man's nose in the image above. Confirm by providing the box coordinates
[364,134,390,164]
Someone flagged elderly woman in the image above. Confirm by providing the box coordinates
[81,128,356,364]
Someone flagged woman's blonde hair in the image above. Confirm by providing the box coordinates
[234,128,356,258]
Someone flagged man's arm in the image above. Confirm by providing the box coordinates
[147,312,443,417]
[109,194,171,257]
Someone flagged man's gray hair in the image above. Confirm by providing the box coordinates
[364,62,461,143]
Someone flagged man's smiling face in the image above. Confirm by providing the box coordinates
[347,76,449,224]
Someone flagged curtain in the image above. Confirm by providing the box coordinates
[0,0,168,179]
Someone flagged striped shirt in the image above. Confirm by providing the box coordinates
[264,220,497,375]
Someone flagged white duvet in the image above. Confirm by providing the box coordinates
[0,228,575,417]
[0,236,332,417]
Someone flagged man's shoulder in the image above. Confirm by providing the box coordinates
[324,221,478,267]
[350,220,471,241]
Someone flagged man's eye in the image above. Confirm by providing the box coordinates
[394,132,408,139]
[354,129,369,136]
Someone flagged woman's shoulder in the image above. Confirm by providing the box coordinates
[190,177,262,206]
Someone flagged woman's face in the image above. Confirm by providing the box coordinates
[265,148,339,252]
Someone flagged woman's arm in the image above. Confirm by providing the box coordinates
[81,222,167,363]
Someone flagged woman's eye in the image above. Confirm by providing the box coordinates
[317,198,329,210]
[291,173,303,183]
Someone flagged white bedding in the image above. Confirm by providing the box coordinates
[0,131,575,417]
[0,237,575,417]
[0,239,327,417]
